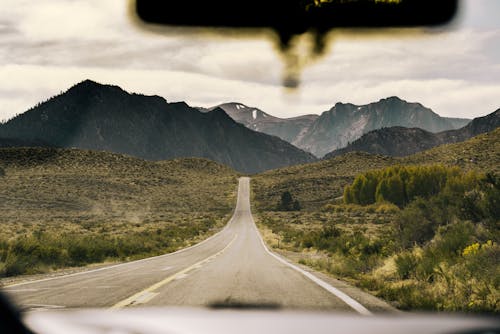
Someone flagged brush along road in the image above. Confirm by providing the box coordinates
[3,178,393,313]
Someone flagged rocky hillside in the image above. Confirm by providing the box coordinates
[209,102,318,144]
[295,97,470,157]
[325,108,499,158]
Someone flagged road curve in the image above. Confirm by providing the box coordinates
[3,177,374,313]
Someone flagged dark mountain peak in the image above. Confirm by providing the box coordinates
[207,107,234,122]
[380,96,405,103]
[170,101,190,109]
[332,102,356,109]
[376,96,428,111]
[210,106,229,116]
[69,79,115,93]
[325,102,356,116]
[375,96,417,109]
[75,79,100,87]
[65,79,129,102]
[69,80,168,104]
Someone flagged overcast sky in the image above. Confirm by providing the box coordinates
[0,0,499,121]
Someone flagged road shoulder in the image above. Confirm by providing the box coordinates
[256,223,399,314]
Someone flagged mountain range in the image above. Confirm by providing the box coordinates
[0,80,315,174]
[208,97,470,157]
[1,80,496,174]
[324,108,500,159]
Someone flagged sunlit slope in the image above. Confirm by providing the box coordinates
[253,128,500,211]
[404,127,500,174]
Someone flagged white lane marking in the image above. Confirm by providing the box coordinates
[24,304,66,310]
[161,266,174,271]
[174,273,189,280]
[133,291,159,305]
[248,212,372,314]
[5,288,42,292]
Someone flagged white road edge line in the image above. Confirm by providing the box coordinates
[251,216,373,316]
[5,210,239,288]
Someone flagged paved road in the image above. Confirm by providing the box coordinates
[2,178,375,313]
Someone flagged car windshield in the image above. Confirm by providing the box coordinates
[0,0,498,320]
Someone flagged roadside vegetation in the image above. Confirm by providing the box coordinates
[253,130,499,313]
[0,148,238,278]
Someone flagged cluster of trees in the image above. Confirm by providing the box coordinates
[344,165,466,207]
[343,163,499,255]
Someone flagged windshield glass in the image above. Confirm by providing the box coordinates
[0,0,498,317]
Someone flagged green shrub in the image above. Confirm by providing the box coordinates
[375,202,400,214]
[432,221,475,259]
[395,253,418,279]
[0,216,222,278]
[394,199,438,249]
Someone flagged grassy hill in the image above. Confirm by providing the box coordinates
[0,148,238,277]
[403,127,500,174]
[253,128,500,212]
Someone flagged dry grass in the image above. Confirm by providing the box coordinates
[0,148,239,276]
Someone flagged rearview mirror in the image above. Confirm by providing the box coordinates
[134,0,459,88]
[135,0,458,38]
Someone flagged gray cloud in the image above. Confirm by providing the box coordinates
[0,0,499,121]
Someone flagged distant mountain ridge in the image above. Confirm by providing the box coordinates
[324,108,500,159]
[205,102,318,144]
[295,97,470,157]
[207,98,470,157]
[0,80,315,174]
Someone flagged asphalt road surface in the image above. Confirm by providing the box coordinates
[3,178,385,314]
